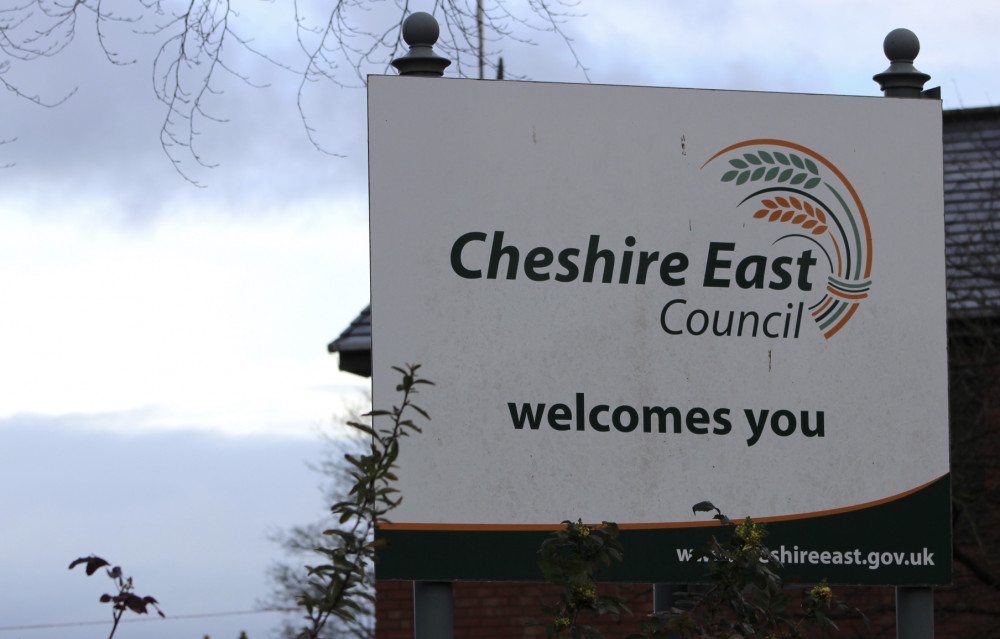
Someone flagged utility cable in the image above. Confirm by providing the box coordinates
[0,608,295,633]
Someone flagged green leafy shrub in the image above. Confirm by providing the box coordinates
[537,519,631,638]
[536,503,865,639]
[294,364,431,639]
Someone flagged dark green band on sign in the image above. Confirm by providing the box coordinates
[375,475,950,586]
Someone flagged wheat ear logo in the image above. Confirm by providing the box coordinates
[702,139,872,339]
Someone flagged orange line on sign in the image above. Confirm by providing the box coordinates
[376,475,945,532]
[832,238,844,279]
[377,522,568,532]
[812,296,834,317]
[824,303,859,339]
[747,474,942,524]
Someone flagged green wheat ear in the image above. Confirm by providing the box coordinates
[720,150,821,188]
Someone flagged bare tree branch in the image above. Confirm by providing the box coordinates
[1,0,588,182]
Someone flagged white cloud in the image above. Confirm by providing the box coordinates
[560,1,999,108]
[0,204,370,436]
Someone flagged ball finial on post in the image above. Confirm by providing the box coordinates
[873,28,932,98]
[391,12,452,77]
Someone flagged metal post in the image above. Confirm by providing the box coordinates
[653,583,673,613]
[414,581,454,639]
[392,14,453,639]
[896,587,934,639]
[653,584,679,639]
[874,27,937,639]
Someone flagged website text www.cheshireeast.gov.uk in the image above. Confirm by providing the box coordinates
[677,545,936,570]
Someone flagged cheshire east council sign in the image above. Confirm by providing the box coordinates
[368,76,950,586]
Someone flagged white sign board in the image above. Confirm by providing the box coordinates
[369,76,949,585]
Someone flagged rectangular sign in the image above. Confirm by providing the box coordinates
[369,76,950,585]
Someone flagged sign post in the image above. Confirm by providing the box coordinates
[873,27,941,639]
[388,14,455,639]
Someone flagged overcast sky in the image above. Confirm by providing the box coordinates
[1,1,998,638]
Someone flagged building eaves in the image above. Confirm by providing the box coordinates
[328,305,372,377]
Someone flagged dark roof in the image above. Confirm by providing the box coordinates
[327,305,372,377]
[944,106,1000,318]
[330,106,1000,376]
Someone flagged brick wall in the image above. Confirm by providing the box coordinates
[376,581,654,639]
[378,580,1000,638]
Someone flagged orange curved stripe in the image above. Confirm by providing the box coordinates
[703,139,871,279]
[377,522,572,532]
[824,303,859,339]
[831,232,844,278]
[376,475,945,532]
[811,296,834,317]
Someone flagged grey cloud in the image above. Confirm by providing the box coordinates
[0,414,327,639]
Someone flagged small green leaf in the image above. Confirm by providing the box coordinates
[721,170,739,182]
[744,153,762,165]
[735,170,750,185]
[348,423,376,437]
[805,157,819,175]
[805,177,821,189]
[774,151,790,165]
[750,167,765,181]
[758,150,774,164]
[790,172,807,185]
[729,158,748,169]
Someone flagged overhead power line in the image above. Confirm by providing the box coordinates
[0,608,295,633]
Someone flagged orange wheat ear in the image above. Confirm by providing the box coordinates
[754,196,828,235]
